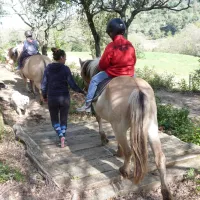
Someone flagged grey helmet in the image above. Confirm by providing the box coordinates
[24,30,32,38]
[106,18,126,36]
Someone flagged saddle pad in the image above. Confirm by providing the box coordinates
[92,77,112,102]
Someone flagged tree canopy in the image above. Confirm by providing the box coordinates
[4,0,196,57]
[8,0,72,55]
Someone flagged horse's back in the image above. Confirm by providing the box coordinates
[25,54,51,67]
[95,76,155,121]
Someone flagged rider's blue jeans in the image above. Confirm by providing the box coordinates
[86,71,109,104]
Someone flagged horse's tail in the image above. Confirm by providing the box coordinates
[42,56,48,68]
[128,88,151,184]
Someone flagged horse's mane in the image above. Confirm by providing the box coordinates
[81,58,100,80]
[7,46,20,62]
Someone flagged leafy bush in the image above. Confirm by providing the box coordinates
[178,78,190,91]
[190,69,200,91]
[178,68,200,92]
[0,48,6,63]
[0,112,5,141]
[157,103,194,135]
[134,43,145,59]
[0,162,24,183]
[71,72,84,90]
[69,62,79,71]
[157,99,200,145]
[136,66,175,90]
[69,99,77,114]
[155,24,200,56]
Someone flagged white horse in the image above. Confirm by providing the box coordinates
[79,58,173,200]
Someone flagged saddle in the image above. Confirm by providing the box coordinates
[92,77,112,102]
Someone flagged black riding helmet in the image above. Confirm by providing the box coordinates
[106,18,126,37]
[24,30,32,38]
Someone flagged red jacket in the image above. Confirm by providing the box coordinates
[98,35,136,77]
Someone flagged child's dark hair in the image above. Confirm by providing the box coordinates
[51,47,66,61]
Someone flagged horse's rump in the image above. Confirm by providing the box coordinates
[22,54,51,81]
[98,76,154,117]
[21,54,51,102]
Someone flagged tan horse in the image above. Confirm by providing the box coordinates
[79,58,173,200]
[6,47,51,102]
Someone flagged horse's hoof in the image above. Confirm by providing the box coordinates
[114,150,123,158]
[119,166,129,178]
[101,138,109,146]
[161,189,173,200]
[27,89,32,93]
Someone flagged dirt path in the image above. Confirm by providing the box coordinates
[1,64,200,200]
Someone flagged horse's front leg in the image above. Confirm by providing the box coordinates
[95,114,109,145]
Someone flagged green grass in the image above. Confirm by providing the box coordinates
[52,51,200,80]
[65,52,92,60]
[136,52,200,80]
[0,162,24,183]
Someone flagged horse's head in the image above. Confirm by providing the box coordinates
[79,58,100,89]
[5,45,23,71]
[6,47,21,64]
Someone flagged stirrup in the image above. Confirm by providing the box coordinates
[76,104,91,113]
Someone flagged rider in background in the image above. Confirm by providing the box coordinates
[17,30,39,70]
[77,18,137,113]
[41,48,85,148]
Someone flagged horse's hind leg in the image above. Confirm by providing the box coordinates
[112,123,131,178]
[23,77,31,92]
[30,80,36,94]
[95,114,109,145]
[148,118,173,200]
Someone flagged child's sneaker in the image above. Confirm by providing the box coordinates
[76,103,91,113]
[60,137,65,148]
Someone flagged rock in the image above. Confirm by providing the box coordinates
[0,81,7,89]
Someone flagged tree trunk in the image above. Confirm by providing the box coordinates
[94,33,101,57]
[41,44,48,56]
[120,11,132,39]
[84,10,101,57]
[41,28,50,56]
[124,28,128,39]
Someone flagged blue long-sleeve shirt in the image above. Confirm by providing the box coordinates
[41,63,84,98]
